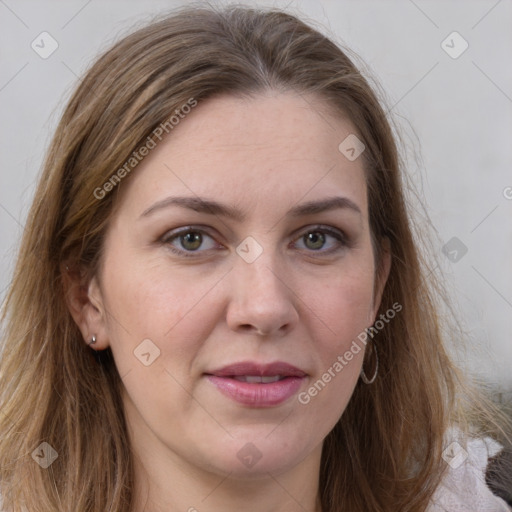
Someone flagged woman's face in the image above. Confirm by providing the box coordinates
[87,92,388,479]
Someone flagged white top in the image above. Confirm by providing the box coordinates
[0,433,509,511]
[428,429,511,511]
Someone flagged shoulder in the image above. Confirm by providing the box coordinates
[428,427,511,511]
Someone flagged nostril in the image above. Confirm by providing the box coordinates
[238,324,267,334]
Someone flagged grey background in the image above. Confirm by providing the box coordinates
[1,0,511,388]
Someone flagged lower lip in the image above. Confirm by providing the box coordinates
[206,375,304,407]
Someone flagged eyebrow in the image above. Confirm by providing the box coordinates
[139,195,362,221]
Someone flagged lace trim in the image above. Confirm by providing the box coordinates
[428,428,511,511]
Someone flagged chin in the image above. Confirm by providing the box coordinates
[194,429,316,479]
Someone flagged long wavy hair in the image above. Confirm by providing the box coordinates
[0,4,509,511]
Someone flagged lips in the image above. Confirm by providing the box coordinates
[208,361,307,379]
[205,361,307,407]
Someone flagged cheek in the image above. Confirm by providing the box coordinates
[297,261,375,412]
[102,244,222,334]
[99,248,226,385]
[312,263,375,345]
[100,262,225,438]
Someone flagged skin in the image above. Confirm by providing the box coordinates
[68,91,390,512]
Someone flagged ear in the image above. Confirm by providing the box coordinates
[371,238,392,321]
[62,263,109,350]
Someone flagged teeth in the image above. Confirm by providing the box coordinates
[261,375,282,383]
[232,375,283,383]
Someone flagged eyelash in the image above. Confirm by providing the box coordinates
[161,225,349,258]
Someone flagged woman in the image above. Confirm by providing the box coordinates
[0,4,510,511]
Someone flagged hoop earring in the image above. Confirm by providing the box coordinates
[360,341,379,384]
[88,335,97,346]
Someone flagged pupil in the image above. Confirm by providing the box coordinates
[306,232,325,250]
[182,232,202,250]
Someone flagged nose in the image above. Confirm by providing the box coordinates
[225,251,299,337]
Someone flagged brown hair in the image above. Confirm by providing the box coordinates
[0,4,509,511]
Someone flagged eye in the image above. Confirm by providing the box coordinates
[161,225,348,258]
[293,226,347,255]
[162,227,221,257]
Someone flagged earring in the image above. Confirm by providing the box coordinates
[360,341,379,384]
[88,335,97,346]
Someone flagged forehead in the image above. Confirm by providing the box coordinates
[115,92,368,218]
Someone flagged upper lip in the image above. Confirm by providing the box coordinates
[206,361,307,378]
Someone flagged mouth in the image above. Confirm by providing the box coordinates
[205,361,307,407]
